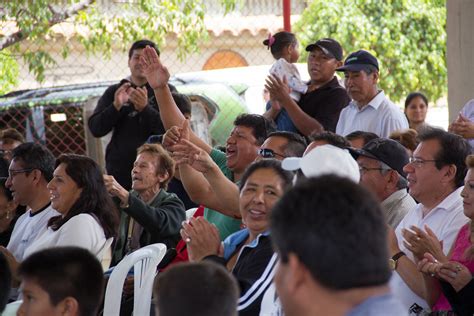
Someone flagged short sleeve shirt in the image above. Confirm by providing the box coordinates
[298,76,350,132]
[390,187,469,310]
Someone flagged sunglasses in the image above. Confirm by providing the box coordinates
[258,148,286,159]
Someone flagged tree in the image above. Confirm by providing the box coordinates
[295,0,446,103]
[0,50,19,95]
[0,0,235,91]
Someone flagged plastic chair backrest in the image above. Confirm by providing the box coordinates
[98,237,114,271]
[102,243,167,316]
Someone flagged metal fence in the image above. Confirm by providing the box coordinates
[0,0,307,159]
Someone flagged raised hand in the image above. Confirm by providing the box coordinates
[265,74,291,105]
[113,82,132,110]
[103,175,129,206]
[140,46,170,90]
[171,120,214,173]
[129,86,148,111]
[162,126,182,150]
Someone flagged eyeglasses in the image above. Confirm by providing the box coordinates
[408,157,438,168]
[358,166,390,174]
[8,168,34,178]
[258,148,286,159]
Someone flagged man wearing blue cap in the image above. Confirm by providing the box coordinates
[335,50,408,137]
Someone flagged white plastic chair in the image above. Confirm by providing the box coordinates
[102,243,167,316]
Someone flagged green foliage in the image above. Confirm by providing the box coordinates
[294,0,447,102]
[0,50,19,95]
[0,0,234,88]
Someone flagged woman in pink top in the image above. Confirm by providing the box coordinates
[417,155,474,316]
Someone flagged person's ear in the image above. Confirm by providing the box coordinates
[57,297,80,316]
[286,44,292,53]
[441,164,457,184]
[386,170,398,189]
[372,71,379,84]
[158,171,170,185]
[30,169,43,185]
[285,253,308,294]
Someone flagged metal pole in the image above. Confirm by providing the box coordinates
[283,0,291,32]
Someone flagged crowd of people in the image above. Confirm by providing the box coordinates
[0,36,473,316]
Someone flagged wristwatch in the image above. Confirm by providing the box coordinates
[389,251,406,271]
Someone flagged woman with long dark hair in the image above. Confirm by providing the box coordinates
[23,154,119,264]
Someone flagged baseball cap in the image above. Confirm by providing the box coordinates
[305,38,343,61]
[282,144,360,182]
[336,50,379,72]
[349,138,409,178]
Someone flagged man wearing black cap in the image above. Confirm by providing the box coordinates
[265,38,350,136]
[335,50,408,138]
[350,138,416,228]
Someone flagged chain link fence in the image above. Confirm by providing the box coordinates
[0,0,307,160]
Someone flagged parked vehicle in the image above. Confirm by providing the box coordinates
[0,77,249,166]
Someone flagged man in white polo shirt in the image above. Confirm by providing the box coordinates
[335,50,408,138]
[388,127,470,313]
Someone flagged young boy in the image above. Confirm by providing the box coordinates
[17,247,104,316]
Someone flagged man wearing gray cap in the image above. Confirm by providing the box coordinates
[265,38,350,135]
[336,50,408,137]
[350,138,416,228]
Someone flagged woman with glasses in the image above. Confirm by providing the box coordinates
[181,159,293,315]
[415,155,474,316]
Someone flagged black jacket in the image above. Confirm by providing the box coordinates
[112,189,185,265]
[440,278,474,316]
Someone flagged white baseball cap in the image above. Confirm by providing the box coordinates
[282,144,360,183]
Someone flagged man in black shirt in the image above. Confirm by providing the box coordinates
[265,38,350,135]
[88,40,176,190]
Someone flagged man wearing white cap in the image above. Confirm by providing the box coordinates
[282,144,360,183]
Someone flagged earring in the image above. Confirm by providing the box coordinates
[6,210,10,220]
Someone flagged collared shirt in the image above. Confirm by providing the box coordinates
[390,187,469,311]
[381,189,417,229]
[336,91,408,137]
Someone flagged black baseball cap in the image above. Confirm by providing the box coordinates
[349,138,409,178]
[336,50,379,72]
[305,38,343,61]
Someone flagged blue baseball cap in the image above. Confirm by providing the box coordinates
[336,50,379,72]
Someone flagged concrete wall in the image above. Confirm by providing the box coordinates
[447,0,474,120]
